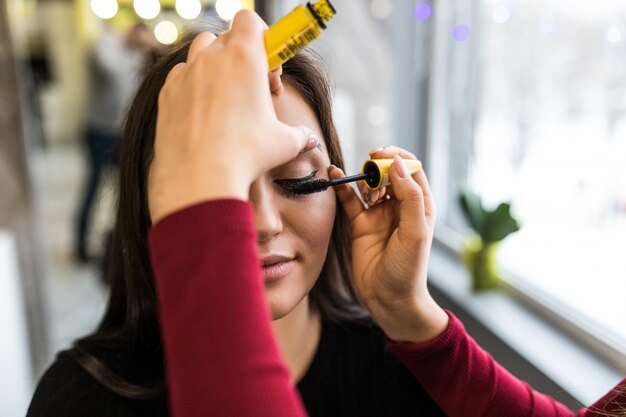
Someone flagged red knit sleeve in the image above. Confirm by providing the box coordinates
[148,199,308,417]
[387,310,626,417]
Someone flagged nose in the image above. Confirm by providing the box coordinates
[250,179,283,243]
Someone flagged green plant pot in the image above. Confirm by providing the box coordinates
[461,235,502,291]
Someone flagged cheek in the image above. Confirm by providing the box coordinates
[286,192,337,259]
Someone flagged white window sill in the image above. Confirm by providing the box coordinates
[428,241,623,407]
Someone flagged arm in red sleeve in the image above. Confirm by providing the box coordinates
[148,199,308,417]
[387,310,626,417]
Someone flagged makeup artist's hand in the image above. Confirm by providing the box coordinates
[331,146,449,343]
[149,11,318,224]
[269,65,285,95]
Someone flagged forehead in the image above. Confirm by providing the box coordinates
[272,85,322,135]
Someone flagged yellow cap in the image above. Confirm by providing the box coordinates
[361,158,422,190]
[311,0,336,24]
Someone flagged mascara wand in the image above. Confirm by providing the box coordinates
[277,159,422,195]
[283,173,371,195]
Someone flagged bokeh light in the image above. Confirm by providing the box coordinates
[453,24,471,41]
[492,6,511,24]
[134,0,160,19]
[215,0,241,21]
[175,0,201,20]
[154,20,179,44]
[413,2,432,21]
[90,0,118,19]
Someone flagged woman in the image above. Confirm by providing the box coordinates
[27,24,447,417]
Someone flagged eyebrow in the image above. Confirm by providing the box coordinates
[273,142,323,180]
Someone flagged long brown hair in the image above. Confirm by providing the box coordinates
[68,33,368,400]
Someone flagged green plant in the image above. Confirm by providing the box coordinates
[459,191,520,244]
[459,190,520,291]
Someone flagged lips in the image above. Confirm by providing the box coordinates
[260,254,295,282]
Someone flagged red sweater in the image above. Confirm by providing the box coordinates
[148,199,626,417]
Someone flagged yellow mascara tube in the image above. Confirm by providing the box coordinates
[265,0,336,71]
[362,159,423,191]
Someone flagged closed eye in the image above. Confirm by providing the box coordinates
[274,170,318,185]
[274,170,319,198]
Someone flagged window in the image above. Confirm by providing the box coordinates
[268,0,625,366]
[427,0,626,362]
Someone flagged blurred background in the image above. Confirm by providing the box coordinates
[1,0,625,415]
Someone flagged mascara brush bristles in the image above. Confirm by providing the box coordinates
[282,172,371,195]
[285,178,332,194]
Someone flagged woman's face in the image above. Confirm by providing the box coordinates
[252,85,336,320]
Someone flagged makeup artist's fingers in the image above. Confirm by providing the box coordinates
[187,32,218,64]
[374,157,435,224]
[162,62,186,90]
[387,155,428,244]
[375,187,387,203]
[269,65,284,96]
[228,9,267,48]
[413,167,436,225]
[383,185,397,200]
[385,169,426,206]
[368,146,430,208]
[368,189,382,206]
[263,124,319,171]
[356,180,390,206]
[329,166,365,221]
[299,127,320,153]
[356,181,369,204]
[368,146,418,161]
[367,146,419,205]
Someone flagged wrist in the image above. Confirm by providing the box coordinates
[201,182,249,201]
[150,170,250,224]
[372,295,449,344]
[184,158,252,200]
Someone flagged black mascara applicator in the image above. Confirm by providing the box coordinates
[276,158,423,196]
[277,172,372,195]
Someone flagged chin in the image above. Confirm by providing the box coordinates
[265,281,309,321]
[269,306,291,321]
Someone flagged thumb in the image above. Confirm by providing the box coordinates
[265,124,320,169]
[329,166,365,222]
[388,155,427,244]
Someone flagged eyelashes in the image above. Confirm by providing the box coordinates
[274,170,319,198]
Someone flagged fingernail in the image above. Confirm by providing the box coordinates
[394,155,408,178]
[306,136,319,149]
[303,128,320,150]
[369,147,384,155]
[328,164,336,170]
